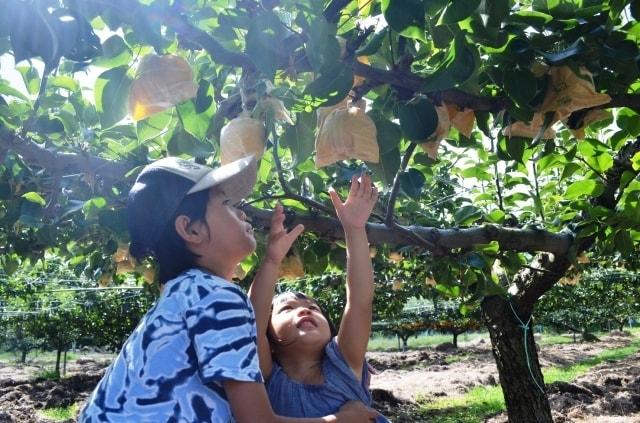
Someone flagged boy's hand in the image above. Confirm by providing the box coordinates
[329,173,378,230]
[334,400,379,422]
[264,203,304,266]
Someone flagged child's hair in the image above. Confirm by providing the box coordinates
[267,291,338,345]
[126,155,257,284]
[152,189,210,284]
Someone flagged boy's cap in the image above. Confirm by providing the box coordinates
[127,155,257,257]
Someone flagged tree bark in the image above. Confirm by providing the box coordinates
[452,331,459,349]
[55,348,62,376]
[482,295,553,423]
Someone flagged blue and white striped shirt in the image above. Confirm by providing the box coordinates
[80,269,262,422]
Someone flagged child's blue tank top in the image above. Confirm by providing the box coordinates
[266,337,390,422]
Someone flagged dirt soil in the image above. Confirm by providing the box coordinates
[0,333,638,422]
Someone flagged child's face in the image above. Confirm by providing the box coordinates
[269,293,331,349]
[202,188,257,264]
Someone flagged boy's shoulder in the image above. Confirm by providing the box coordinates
[162,268,247,306]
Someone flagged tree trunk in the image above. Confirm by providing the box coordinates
[400,334,409,352]
[20,349,27,363]
[482,295,552,423]
[452,331,459,348]
[619,322,624,332]
[63,350,67,376]
[55,348,62,376]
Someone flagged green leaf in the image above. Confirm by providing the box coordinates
[22,191,46,206]
[136,109,173,143]
[177,101,210,140]
[632,152,640,171]
[397,97,438,141]
[369,148,401,186]
[504,136,527,163]
[83,197,107,220]
[422,32,479,92]
[304,63,353,107]
[399,168,426,198]
[503,68,537,107]
[478,0,510,28]
[368,110,402,154]
[565,179,604,199]
[16,66,40,95]
[167,125,214,158]
[356,28,388,56]
[49,76,79,92]
[281,111,316,165]
[381,0,426,41]
[93,35,131,68]
[246,11,288,79]
[614,230,634,256]
[441,0,481,24]
[0,79,29,101]
[454,205,483,225]
[306,18,340,73]
[94,66,132,129]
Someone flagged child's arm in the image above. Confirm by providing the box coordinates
[224,380,379,422]
[248,204,304,379]
[329,173,378,379]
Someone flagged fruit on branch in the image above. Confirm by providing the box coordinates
[278,253,305,280]
[314,99,379,168]
[568,109,610,139]
[419,104,450,159]
[220,111,267,164]
[128,54,198,121]
[540,66,611,120]
[446,103,476,138]
[503,112,557,140]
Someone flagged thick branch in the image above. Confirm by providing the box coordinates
[0,129,131,182]
[162,14,256,70]
[243,204,574,254]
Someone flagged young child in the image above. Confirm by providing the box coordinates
[249,173,390,422]
[80,155,378,422]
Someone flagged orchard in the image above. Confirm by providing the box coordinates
[1,0,640,421]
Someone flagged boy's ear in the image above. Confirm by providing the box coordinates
[174,215,204,244]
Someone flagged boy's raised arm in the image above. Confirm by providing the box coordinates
[331,174,378,378]
[248,204,304,379]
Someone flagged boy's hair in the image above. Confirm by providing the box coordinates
[126,155,257,283]
[150,189,210,284]
[268,291,338,344]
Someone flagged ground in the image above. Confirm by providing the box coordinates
[0,333,638,422]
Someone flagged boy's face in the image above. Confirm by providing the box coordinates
[268,293,331,349]
[201,188,257,264]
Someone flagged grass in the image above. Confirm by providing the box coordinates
[417,337,640,422]
[38,403,79,421]
[368,332,489,351]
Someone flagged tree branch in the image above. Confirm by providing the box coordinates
[0,129,132,182]
[242,204,574,254]
[516,136,640,312]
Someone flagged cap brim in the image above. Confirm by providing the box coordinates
[187,155,257,203]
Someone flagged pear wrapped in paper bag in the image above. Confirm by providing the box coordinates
[128,54,198,121]
[503,112,556,140]
[314,100,379,168]
[540,66,610,120]
[220,111,267,164]
[419,104,450,159]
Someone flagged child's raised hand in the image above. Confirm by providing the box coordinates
[329,173,378,230]
[264,203,304,266]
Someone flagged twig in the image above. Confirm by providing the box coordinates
[385,143,416,225]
